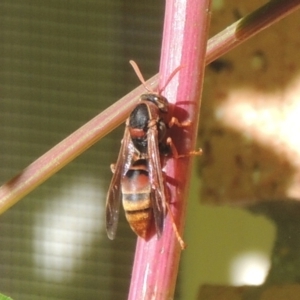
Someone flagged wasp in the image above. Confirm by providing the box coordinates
[105,61,197,248]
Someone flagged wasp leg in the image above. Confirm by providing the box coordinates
[166,137,202,158]
[163,177,186,249]
[168,117,191,128]
[166,201,187,249]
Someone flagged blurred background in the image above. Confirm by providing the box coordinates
[2,0,295,299]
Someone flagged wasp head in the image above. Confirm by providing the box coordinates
[140,93,169,113]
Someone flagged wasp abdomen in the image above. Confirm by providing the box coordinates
[121,160,152,238]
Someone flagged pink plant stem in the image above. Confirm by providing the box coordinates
[128,0,211,299]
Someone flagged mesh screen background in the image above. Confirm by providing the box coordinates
[0,1,165,299]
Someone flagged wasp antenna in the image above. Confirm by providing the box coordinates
[159,65,185,94]
[129,60,153,93]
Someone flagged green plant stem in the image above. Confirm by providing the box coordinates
[206,0,300,64]
[0,0,299,214]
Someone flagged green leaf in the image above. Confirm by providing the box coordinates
[0,293,13,300]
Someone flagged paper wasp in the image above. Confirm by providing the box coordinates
[105,61,198,248]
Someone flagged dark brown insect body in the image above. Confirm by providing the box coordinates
[105,93,169,240]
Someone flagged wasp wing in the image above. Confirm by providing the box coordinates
[147,126,167,238]
[105,127,135,240]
